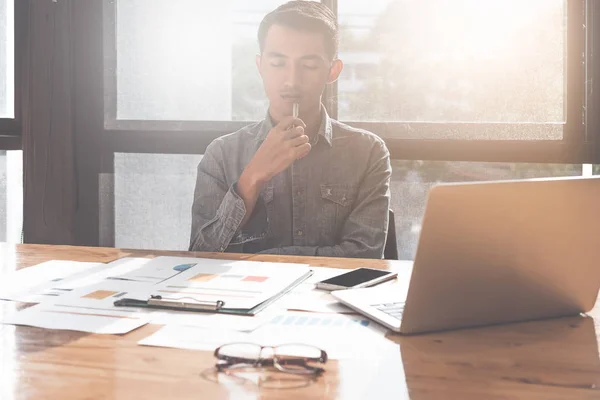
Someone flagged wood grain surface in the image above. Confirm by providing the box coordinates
[1,243,599,399]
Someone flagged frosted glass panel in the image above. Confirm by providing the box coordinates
[0,0,14,118]
[109,154,581,259]
[338,0,565,137]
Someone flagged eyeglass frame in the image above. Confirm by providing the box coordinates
[213,342,328,376]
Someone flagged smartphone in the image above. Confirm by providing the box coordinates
[315,268,397,291]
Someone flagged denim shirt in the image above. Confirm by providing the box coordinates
[189,109,391,259]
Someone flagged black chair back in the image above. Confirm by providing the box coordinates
[384,209,399,260]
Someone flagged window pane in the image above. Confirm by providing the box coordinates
[338,0,566,136]
[391,161,581,259]
[106,153,203,250]
[114,0,295,122]
[0,150,22,243]
[0,0,14,118]
[106,153,582,259]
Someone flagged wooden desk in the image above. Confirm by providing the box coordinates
[1,243,600,399]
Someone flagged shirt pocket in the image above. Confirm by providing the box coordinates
[319,184,357,241]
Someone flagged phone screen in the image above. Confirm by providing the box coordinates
[319,268,392,288]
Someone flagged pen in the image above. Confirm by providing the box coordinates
[291,102,300,131]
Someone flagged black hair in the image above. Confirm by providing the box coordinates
[258,1,338,60]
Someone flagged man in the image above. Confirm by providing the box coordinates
[189,1,391,258]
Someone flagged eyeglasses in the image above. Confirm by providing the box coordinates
[214,342,328,376]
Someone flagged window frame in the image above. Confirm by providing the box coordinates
[69,0,600,247]
[0,0,25,150]
[101,0,594,163]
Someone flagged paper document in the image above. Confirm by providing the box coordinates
[48,278,276,332]
[107,257,200,283]
[0,260,106,302]
[139,311,397,360]
[251,312,396,360]
[47,280,153,313]
[53,257,154,288]
[1,304,149,334]
[150,310,276,332]
[280,289,352,313]
[116,257,312,314]
[275,266,352,313]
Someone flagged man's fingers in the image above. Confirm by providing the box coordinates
[290,134,309,147]
[295,143,311,159]
[276,116,306,131]
[285,126,304,138]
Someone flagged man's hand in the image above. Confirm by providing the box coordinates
[236,116,311,226]
[247,116,311,184]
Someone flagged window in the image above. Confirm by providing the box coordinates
[95,1,598,256]
[104,0,587,160]
[338,0,565,135]
[0,0,21,243]
[108,1,303,125]
[105,155,583,259]
[0,150,22,243]
[389,161,582,259]
[101,153,202,249]
[0,0,14,119]
[0,0,19,146]
[333,0,586,163]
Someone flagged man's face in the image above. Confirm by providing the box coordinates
[257,24,342,120]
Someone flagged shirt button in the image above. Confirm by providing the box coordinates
[296,230,303,236]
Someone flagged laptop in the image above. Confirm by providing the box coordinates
[332,176,600,334]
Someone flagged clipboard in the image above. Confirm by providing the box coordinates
[113,269,313,315]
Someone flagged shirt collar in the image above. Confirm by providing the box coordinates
[255,106,333,147]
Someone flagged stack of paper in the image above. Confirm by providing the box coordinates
[2,304,150,335]
[1,256,398,360]
[0,260,106,303]
[113,258,313,314]
[0,256,316,335]
[0,258,159,333]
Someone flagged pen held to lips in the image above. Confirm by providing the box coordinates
[291,102,300,130]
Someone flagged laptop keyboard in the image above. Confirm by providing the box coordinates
[371,301,405,320]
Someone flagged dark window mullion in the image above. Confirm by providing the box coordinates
[0,119,19,133]
[0,0,27,141]
[12,0,28,129]
[102,127,593,164]
[102,0,118,128]
[0,134,21,150]
[384,139,592,163]
[564,0,586,145]
[587,0,600,161]
[321,0,338,119]
[105,119,252,132]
